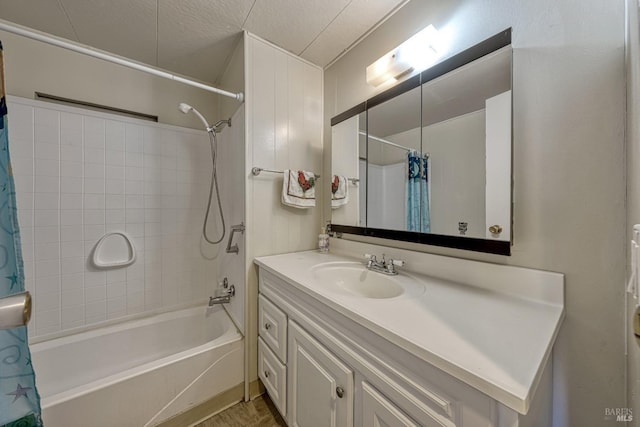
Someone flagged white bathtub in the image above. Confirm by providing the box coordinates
[31,305,244,427]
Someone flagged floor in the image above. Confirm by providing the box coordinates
[195,394,287,427]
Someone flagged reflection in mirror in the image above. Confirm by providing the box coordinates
[422,46,511,240]
[366,86,422,232]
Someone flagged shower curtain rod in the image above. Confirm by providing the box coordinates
[0,19,244,102]
[359,131,413,152]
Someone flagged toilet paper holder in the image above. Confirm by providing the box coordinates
[0,291,32,330]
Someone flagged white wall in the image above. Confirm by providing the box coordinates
[626,0,640,424]
[245,33,323,386]
[0,30,220,130]
[324,1,626,426]
[331,115,360,227]
[8,96,216,338]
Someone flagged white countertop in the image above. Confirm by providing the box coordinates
[254,249,564,414]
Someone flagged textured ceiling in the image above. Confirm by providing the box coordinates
[0,0,407,84]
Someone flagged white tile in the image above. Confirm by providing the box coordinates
[126,223,145,237]
[145,209,161,223]
[61,289,84,308]
[34,143,59,160]
[125,208,144,223]
[106,179,125,194]
[107,281,126,299]
[60,128,82,148]
[84,209,105,225]
[125,166,143,181]
[84,163,105,179]
[35,272,60,293]
[61,210,83,226]
[84,178,105,194]
[61,241,84,258]
[35,289,61,313]
[85,300,106,323]
[144,195,161,209]
[85,147,105,164]
[107,269,126,283]
[35,108,59,126]
[61,177,83,194]
[126,137,143,153]
[61,161,83,178]
[106,165,125,180]
[107,297,126,317]
[126,292,144,313]
[61,306,84,327]
[61,273,84,292]
[35,243,60,261]
[34,193,58,210]
[106,149,125,166]
[14,175,34,195]
[85,271,106,287]
[125,124,143,145]
[60,226,83,242]
[34,209,58,227]
[84,225,105,241]
[84,117,105,136]
[106,209,125,224]
[34,158,59,176]
[144,154,161,169]
[105,223,126,234]
[60,257,84,275]
[84,132,105,149]
[35,175,59,193]
[34,124,59,145]
[61,112,83,130]
[35,226,59,244]
[125,180,143,195]
[106,121,125,151]
[36,309,61,331]
[125,151,143,167]
[126,263,144,281]
[61,145,83,162]
[84,194,105,210]
[106,194,125,209]
[12,156,34,175]
[61,193,83,210]
[16,192,34,212]
[20,227,34,244]
[85,285,106,303]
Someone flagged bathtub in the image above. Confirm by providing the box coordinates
[31,305,244,427]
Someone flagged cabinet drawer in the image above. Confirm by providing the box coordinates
[259,293,287,363]
[259,337,287,417]
[362,381,420,427]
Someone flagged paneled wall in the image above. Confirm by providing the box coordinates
[244,33,323,387]
[8,96,216,339]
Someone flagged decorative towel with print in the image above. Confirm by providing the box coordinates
[331,175,349,209]
[282,169,316,208]
[0,40,43,427]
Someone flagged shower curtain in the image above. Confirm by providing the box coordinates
[407,151,430,232]
[0,41,42,427]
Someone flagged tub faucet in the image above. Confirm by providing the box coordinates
[209,277,235,306]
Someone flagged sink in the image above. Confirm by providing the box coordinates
[310,262,425,299]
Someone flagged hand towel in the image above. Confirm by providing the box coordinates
[331,175,349,209]
[282,169,316,208]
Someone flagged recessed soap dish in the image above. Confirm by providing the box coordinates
[92,232,136,268]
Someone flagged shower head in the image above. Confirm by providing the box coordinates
[177,102,212,131]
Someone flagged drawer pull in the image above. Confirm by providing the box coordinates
[264,370,270,378]
[336,386,344,398]
[265,322,272,330]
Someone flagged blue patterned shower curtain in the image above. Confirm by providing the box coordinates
[0,41,43,427]
[407,151,430,233]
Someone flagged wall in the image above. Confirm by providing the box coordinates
[0,30,219,130]
[8,96,216,338]
[626,0,640,424]
[324,0,626,426]
[245,33,323,387]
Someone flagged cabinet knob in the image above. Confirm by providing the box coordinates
[264,370,270,378]
[489,225,503,234]
[336,386,344,398]
[265,322,272,330]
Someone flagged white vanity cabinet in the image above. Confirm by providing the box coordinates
[256,268,527,427]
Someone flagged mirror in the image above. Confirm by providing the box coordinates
[330,29,512,255]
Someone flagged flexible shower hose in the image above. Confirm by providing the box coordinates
[202,129,226,244]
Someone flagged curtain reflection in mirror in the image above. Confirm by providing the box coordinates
[407,151,430,233]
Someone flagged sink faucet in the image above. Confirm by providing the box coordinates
[364,253,405,275]
[209,277,236,306]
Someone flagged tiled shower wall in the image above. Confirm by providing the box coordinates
[7,96,216,338]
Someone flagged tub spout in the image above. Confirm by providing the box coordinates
[209,294,231,305]
[209,280,235,306]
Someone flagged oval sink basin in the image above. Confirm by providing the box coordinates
[310,262,424,299]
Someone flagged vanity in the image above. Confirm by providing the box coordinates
[254,240,564,427]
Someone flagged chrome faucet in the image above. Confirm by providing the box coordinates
[209,277,236,306]
[364,253,405,275]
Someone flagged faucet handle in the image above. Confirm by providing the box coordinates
[364,253,376,261]
[390,259,405,267]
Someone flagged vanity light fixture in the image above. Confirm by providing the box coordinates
[366,24,441,87]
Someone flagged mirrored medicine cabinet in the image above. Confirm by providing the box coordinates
[330,29,513,255]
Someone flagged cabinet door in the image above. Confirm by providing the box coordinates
[288,320,354,427]
[362,381,420,427]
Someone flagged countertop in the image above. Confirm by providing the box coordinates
[254,249,564,414]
